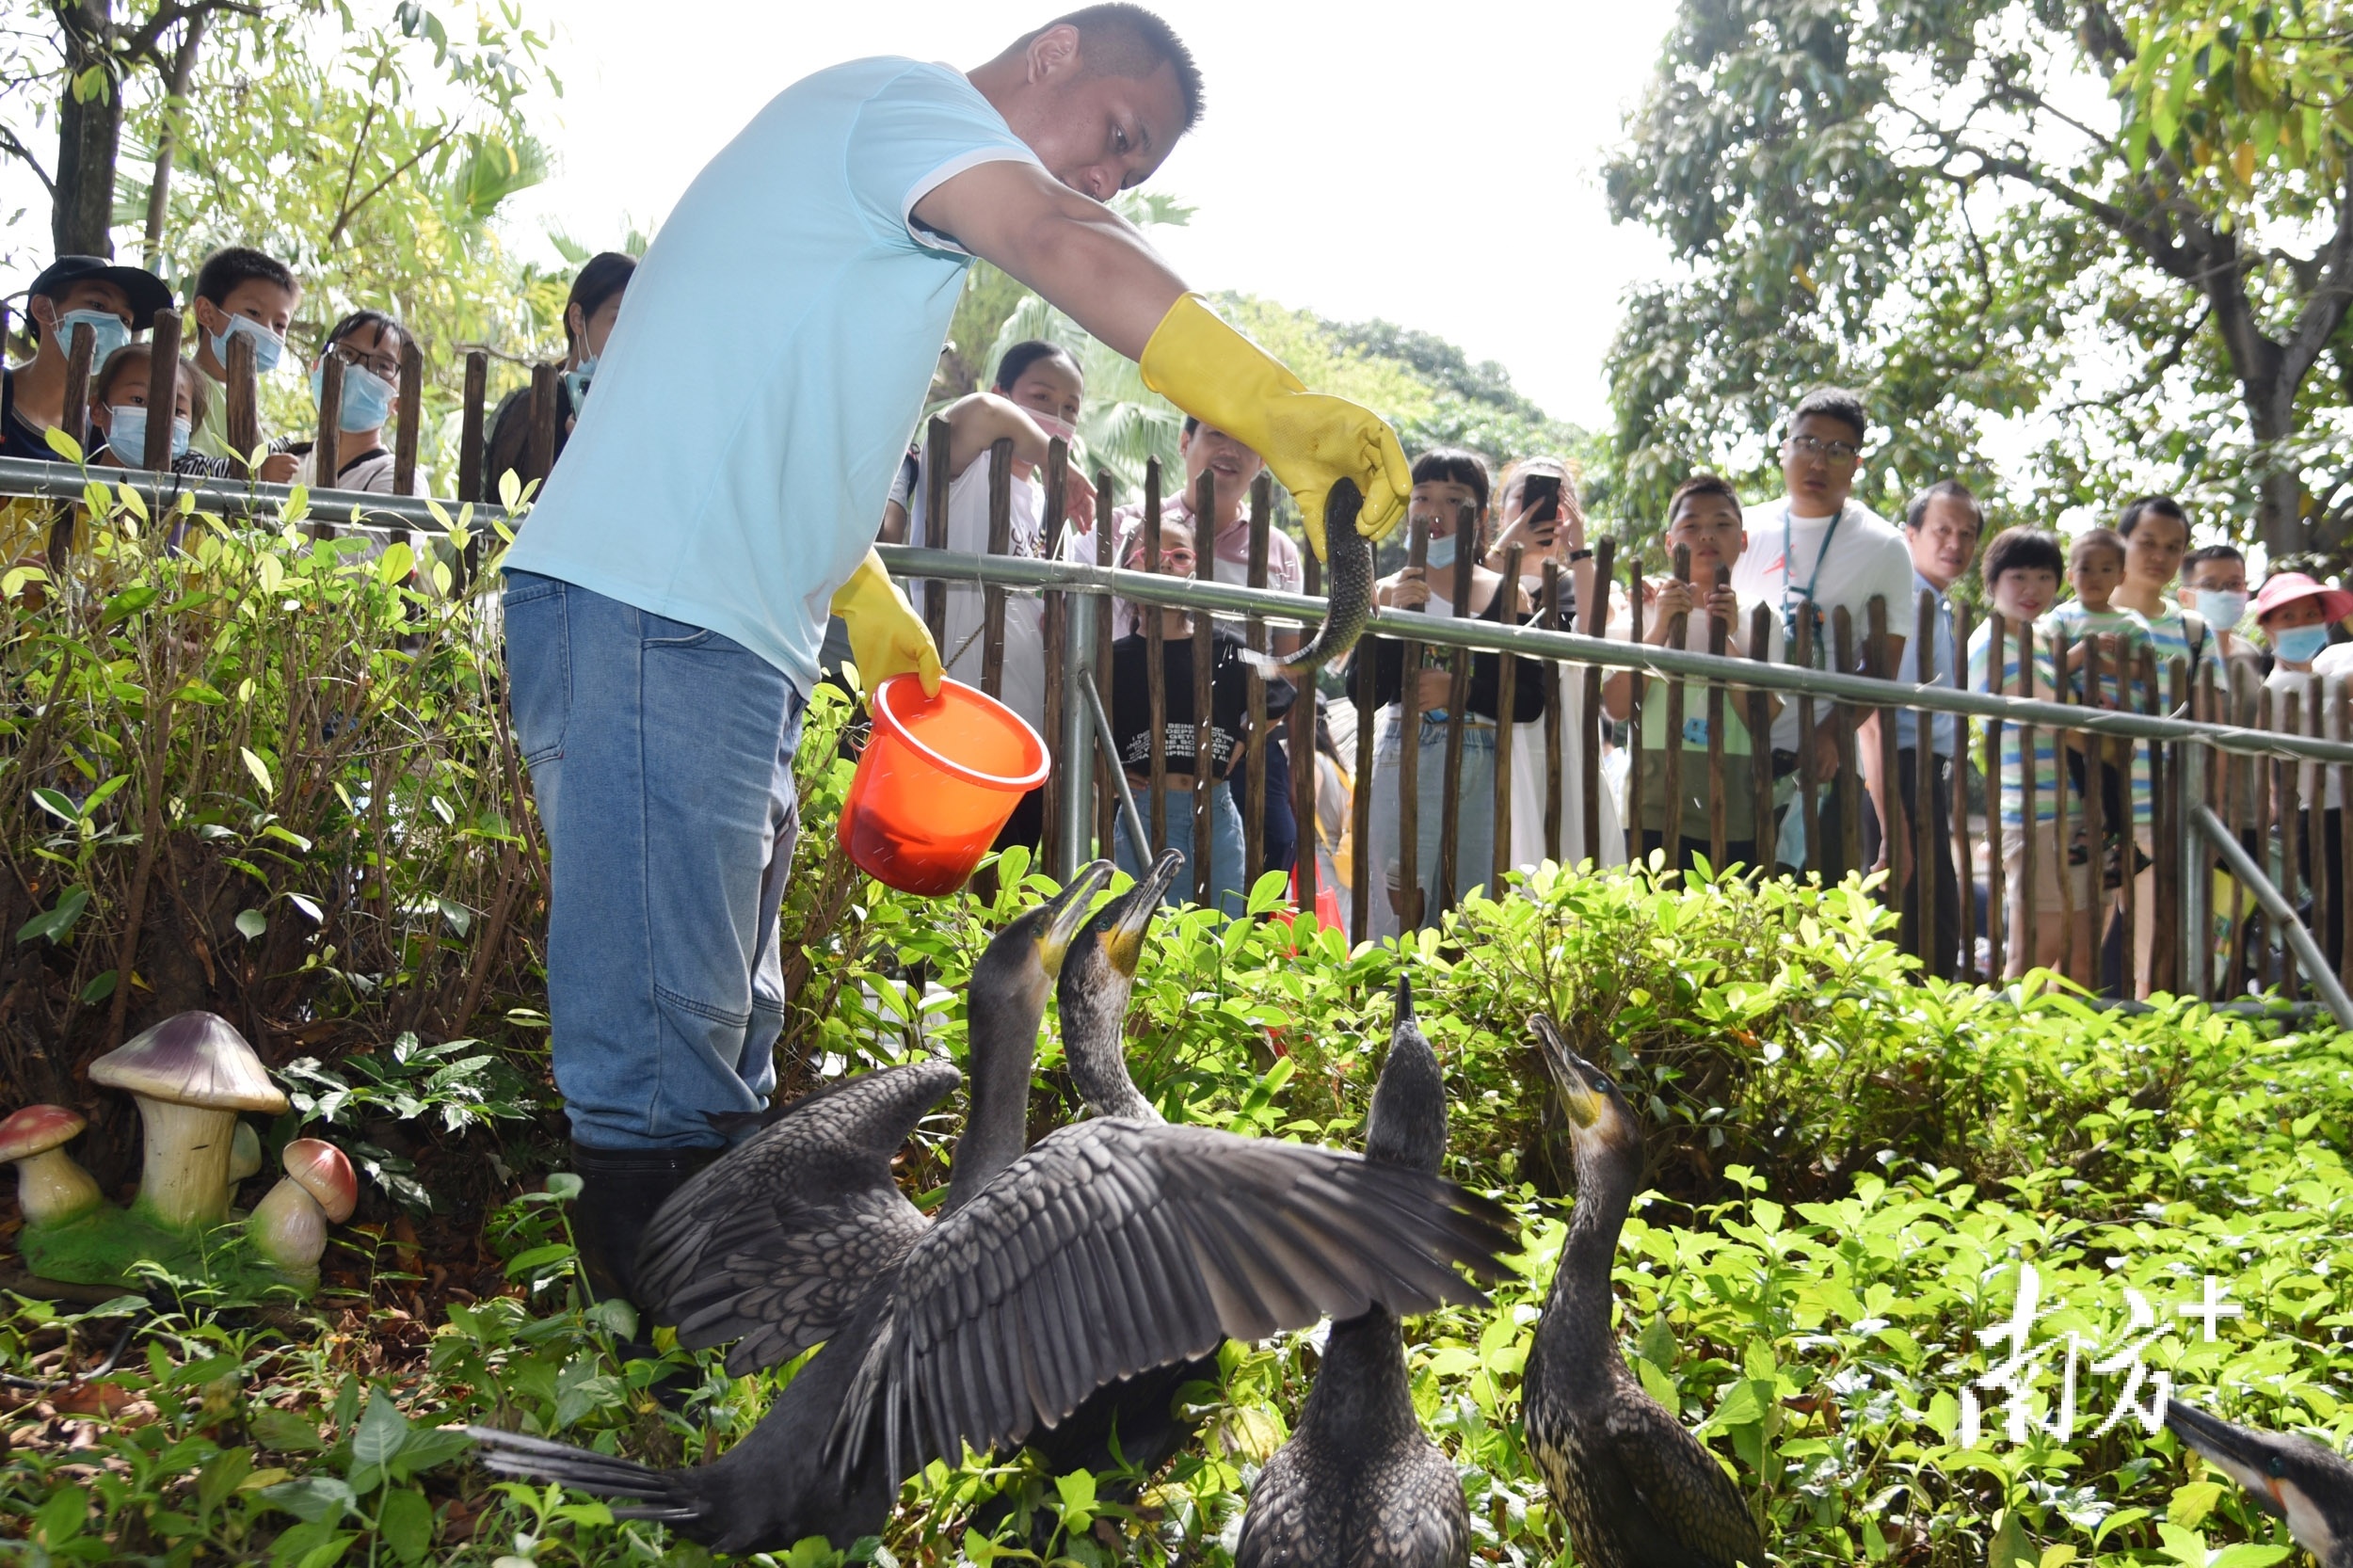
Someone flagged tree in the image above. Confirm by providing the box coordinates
[1604,0,2353,552]
[0,2,561,486]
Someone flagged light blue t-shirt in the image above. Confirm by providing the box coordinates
[502,58,1043,690]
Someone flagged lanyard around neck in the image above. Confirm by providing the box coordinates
[1781,502,1846,613]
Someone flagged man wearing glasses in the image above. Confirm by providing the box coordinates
[1729,387,1915,882]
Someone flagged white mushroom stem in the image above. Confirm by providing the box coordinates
[129,1096,239,1231]
[11,1144,101,1228]
[247,1176,327,1282]
[224,1121,262,1209]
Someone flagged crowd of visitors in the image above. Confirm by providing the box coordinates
[3,245,638,502]
[9,239,2350,992]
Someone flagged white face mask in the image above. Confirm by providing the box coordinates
[1032,411,1077,443]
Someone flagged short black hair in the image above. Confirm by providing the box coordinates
[1905,478,1983,534]
[1982,526,2064,587]
[2117,493,2188,538]
[1668,472,1741,520]
[563,251,635,349]
[90,343,213,435]
[1411,447,1490,513]
[1017,5,1204,132]
[2184,543,2246,575]
[1786,385,1869,445]
[320,309,408,360]
[2069,526,2127,569]
[192,246,298,309]
[991,339,1080,392]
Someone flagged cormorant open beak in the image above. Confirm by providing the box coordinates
[1103,850,1183,975]
[2166,1400,2292,1520]
[1531,1015,1606,1130]
[1038,860,1115,977]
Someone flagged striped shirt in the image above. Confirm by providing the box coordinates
[2041,600,2156,829]
[1968,619,2063,828]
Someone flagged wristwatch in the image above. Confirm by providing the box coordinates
[1567,548,1593,563]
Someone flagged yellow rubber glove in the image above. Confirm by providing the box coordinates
[1139,294,1411,559]
[829,548,942,696]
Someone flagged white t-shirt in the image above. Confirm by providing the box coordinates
[2266,664,2350,812]
[503,58,1043,692]
[1731,497,1916,753]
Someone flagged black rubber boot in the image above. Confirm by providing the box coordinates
[568,1141,721,1323]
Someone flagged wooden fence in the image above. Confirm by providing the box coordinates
[902,426,2353,1010]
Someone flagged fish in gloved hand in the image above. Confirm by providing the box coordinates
[1243,477,1371,680]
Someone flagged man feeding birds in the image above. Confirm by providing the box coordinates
[498,4,1411,1318]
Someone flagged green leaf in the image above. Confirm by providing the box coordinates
[376,1486,434,1564]
[17,887,91,945]
[250,1407,328,1451]
[260,1475,358,1525]
[78,968,117,1004]
[197,1446,254,1519]
[351,1388,410,1470]
[43,423,85,463]
[236,908,268,939]
[2167,1479,2225,1528]
[240,745,276,799]
[34,1486,88,1544]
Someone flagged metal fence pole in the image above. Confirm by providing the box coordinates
[1055,559,1098,877]
[2180,738,2208,1000]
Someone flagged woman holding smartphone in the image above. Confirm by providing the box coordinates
[1487,456,1624,872]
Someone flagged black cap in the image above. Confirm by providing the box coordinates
[27,255,174,331]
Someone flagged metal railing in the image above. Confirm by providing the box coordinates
[14,424,2353,1023]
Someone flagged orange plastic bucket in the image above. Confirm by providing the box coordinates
[837,675,1049,895]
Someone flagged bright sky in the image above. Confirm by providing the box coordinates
[502,1,1683,431]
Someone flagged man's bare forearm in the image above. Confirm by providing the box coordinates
[914,162,1185,360]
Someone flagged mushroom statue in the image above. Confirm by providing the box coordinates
[88,1012,287,1231]
[247,1139,357,1286]
[0,1105,101,1229]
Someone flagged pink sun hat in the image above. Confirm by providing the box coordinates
[2252,571,2353,624]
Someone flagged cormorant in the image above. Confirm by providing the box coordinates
[1521,1016,1764,1568]
[469,870,1517,1556]
[2167,1399,2353,1567]
[1233,975,1471,1568]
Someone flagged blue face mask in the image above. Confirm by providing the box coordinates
[207,313,284,375]
[53,308,130,367]
[1423,531,1458,573]
[563,355,598,408]
[311,361,395,433]
[104,405,190,464]
[2273,623,2331,664]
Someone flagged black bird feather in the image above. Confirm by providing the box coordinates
[1234,975,1473,1568]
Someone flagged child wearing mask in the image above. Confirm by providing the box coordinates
[2257,572,2353,975]
[1968,527,2094,982]
[900,340,1099,850]
[184,246,300,478]
[290,312,429,497]
[86,344,211,476]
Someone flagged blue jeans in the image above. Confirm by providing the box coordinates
[502,571,806,1149]
[1115,782,1248,917]
[1369,715,1498,931]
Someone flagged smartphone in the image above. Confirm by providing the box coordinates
[1519,472,1561,530]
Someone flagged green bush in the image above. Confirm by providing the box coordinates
[5,520,2352,1565]
[0,481,541,1196]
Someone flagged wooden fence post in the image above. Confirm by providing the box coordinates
[142,307,183,473]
